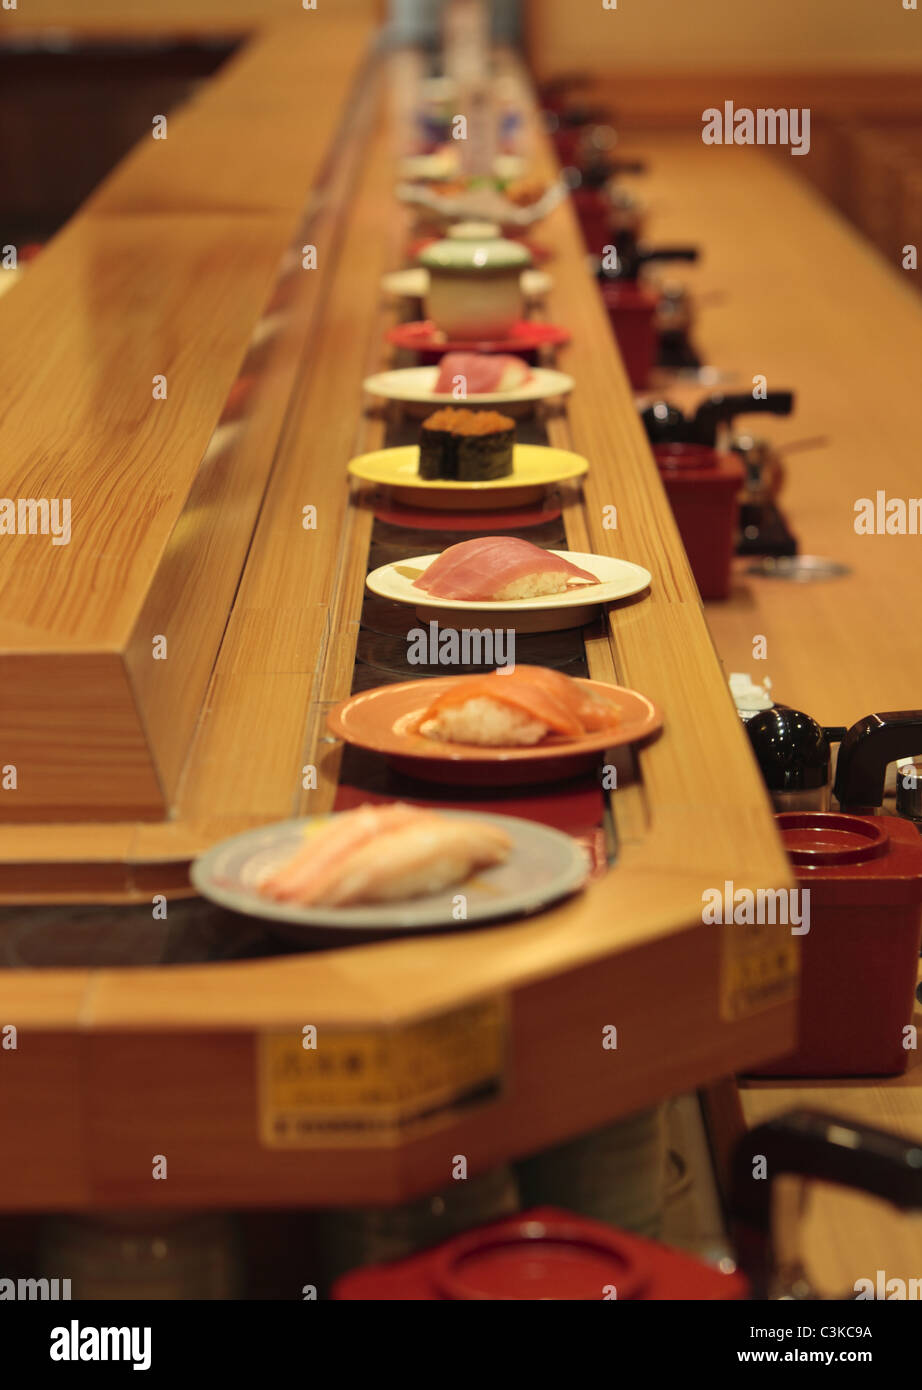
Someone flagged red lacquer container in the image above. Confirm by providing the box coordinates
[750,812,922,1077]
[652,443,744,600]
[600,281,659,389]
[571,188,612,257]
[332,1206,746,1300]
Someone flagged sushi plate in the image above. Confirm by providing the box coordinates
[386,319,571,355]
[362,364,574,410]
[327,678,664,787]
[397,153,528,184]
[347,443,587,511]
[380,267,552,303]
[190,811,590,936]
[366,549,652,632]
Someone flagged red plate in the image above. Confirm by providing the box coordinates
[327,677,663,787]
[386,319,571,355]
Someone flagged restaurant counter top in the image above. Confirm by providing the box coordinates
[0,0,377,40]
[0,31,798,1209]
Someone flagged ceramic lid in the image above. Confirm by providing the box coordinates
[419,235,532,274]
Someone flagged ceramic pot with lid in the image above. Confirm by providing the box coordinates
[418,233,532,340]
[749,810,922,1077]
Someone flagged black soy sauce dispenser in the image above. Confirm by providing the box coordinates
[833,711,922,819]
[595,242,699,284]
[641,391,795,447]
[642,392,798,555]
[745,707,833,812]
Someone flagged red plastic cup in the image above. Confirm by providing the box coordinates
[749,812,922,1077]
[652,443,743,600]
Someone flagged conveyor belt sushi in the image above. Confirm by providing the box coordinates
[413,536,598,601]
[258,803,512,907]
[418,666,621,748]
[418,408,515,480]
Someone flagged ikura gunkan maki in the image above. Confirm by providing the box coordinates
[418,407,515,481]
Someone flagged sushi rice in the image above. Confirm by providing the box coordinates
[490,571,572,601]
[421,696,549,747]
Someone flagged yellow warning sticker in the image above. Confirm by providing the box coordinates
[258,997,506,1147]
[720,924,800,1022]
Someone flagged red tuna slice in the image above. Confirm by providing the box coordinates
[412,536,598,601]
[434,352,530,395]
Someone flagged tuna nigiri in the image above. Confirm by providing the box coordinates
[413,536,598,602]
[434,352,532,396]
[418,666,620,748]
[258,803,511,907]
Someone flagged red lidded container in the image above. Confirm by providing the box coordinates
[600,281,659,389]
[571,188,611,257]
[652,443,743,600]
[750,812,922,1077]
[332,1207,745,1300]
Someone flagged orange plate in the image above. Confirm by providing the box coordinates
[327,678,664,787]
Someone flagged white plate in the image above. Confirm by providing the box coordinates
[396,178,567,229]
[366,549,652,614]
[191,811,589,935]
[397,153,528,184]
[381,267,552,302]
[362,365,575,409]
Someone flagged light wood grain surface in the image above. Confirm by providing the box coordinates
[0,45,802,1209]
[0,1,381,40]
[619,128,922,1291]
[615,131,922,728]
[0,11,371,827]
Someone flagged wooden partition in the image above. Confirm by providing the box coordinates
[0,15,373,827]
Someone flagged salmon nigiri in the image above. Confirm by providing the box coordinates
[418,666,620,747]
[413,537,597,602]
[258,803,510,907]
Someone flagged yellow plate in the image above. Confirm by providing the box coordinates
[347,443,588,510]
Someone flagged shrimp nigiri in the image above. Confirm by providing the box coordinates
[259,803,510,907]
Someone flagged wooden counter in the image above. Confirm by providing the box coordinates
[616,131,922,727]
[617,129,922,1291]
[0,35,798,1208]
[0,1,380,41]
